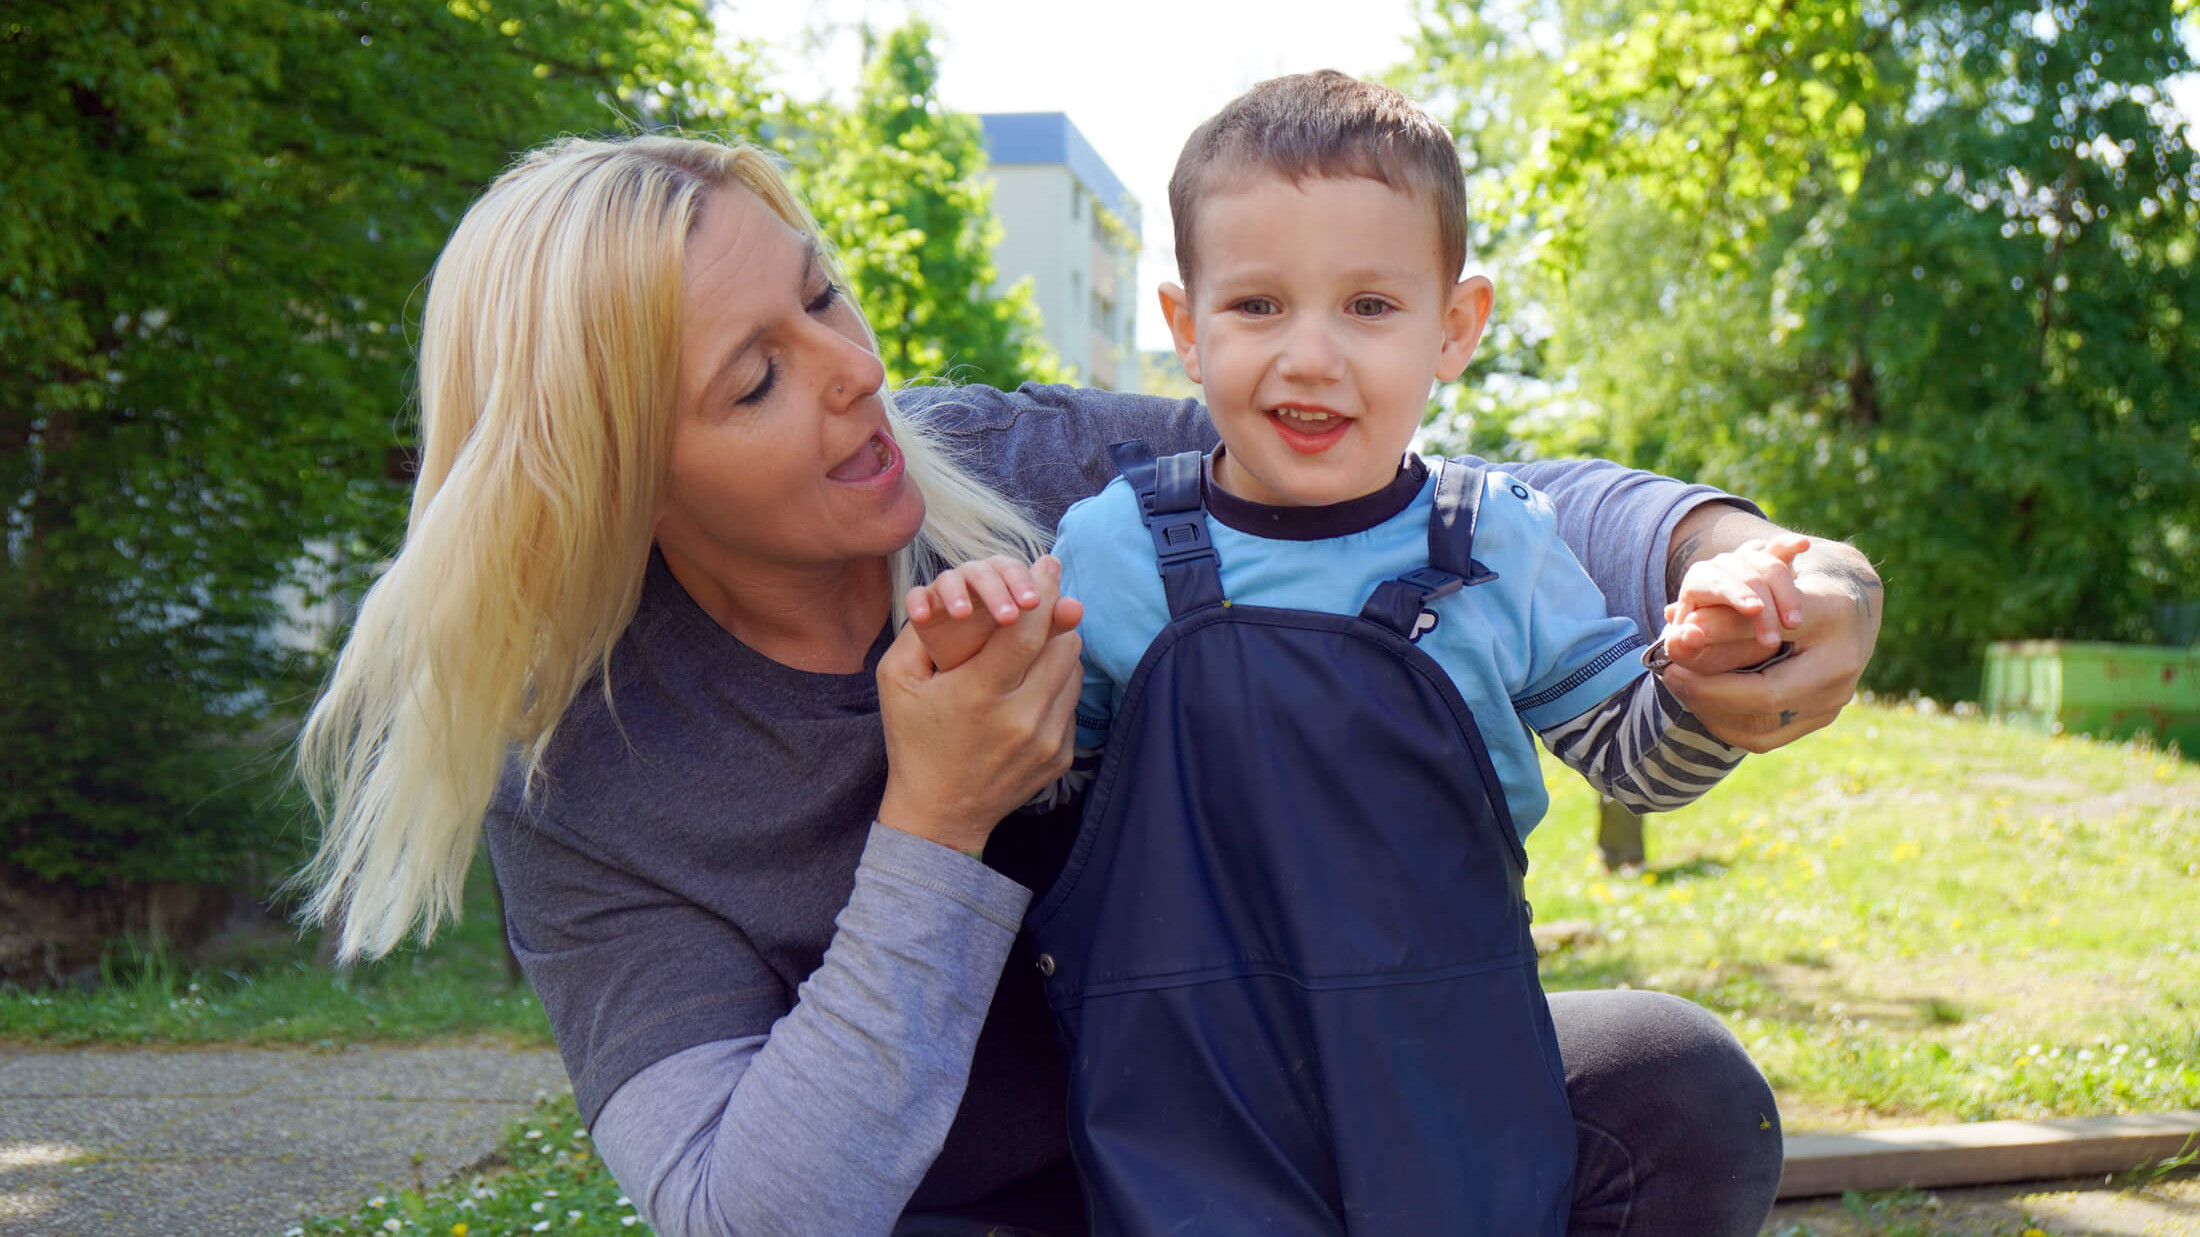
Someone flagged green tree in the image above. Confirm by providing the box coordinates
[0,0,756,968]
[792,18,1063,388]
[1400,0,2200,700]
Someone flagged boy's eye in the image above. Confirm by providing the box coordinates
[1349,296,1393,317]
[1236,297,1279,316]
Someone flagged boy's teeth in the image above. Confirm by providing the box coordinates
[1276,408,1335,424]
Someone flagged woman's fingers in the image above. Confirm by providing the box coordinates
[1663,655,1841,752]
[1051,594,1084,635]
[1024,628,1086,780]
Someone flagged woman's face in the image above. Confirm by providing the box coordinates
[654,186,924,586]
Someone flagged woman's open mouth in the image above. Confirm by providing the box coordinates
[827,430,902,483]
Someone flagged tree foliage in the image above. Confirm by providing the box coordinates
[1400,0,2200,699]
[789,18,1063,388]
[1,0,757,889]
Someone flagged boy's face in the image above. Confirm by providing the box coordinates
[1160,173,1492,508]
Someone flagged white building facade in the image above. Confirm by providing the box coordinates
[977,113,1140,391]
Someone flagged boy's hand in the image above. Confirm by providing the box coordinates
[1661,535,1811,669]
[906,555,1084,672]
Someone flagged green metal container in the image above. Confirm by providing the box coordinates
[1982,640,2200,754]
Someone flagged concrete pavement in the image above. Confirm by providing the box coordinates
[0,1043,568,1237]
[2,1040,2194,1236]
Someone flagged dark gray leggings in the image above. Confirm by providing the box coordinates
[898,988,1784,1237]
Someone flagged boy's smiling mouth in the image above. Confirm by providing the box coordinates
[1267,403,1352,453]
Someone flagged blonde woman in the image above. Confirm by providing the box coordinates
[298,134,1879,1237]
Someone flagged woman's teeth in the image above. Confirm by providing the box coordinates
[828,433,892,480]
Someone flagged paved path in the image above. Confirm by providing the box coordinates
[4,1041,2193,1236]
[1764,1170,2200,1235]
[0,1043,568,1237]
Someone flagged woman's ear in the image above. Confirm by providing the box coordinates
[1435,275,1495,383]
[1157,282,1202,385]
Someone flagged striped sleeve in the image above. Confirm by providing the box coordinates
[1021,743,1102,814]
[1538,675,1747,813]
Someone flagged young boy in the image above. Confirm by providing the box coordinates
[908,71,1801,1237]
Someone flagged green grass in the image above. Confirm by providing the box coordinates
[1525,698,2200,1130]
[14,700,2197,1236]
[0,855,552,1047]
[295,1093,642,1237]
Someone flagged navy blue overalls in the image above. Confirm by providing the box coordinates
[1025,444,1577,1236]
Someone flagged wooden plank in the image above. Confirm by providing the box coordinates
[1779,1111,2200,1199]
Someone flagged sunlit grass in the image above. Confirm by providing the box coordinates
[285,699,2200,1237]
[294,1094,639,1237]
[1527,698,2200,1129]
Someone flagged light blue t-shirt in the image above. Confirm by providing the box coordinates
[1055,454,1648,839]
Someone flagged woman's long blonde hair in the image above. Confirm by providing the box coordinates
[295,134,1045,961]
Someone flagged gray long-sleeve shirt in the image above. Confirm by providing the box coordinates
[486,383,1754,1236]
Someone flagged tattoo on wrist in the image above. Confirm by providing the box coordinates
[1665,530,1708,602]
[1812,561,1883,621]
[1778,710,1798,728]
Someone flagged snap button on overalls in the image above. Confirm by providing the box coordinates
[1027,444,1576,1236]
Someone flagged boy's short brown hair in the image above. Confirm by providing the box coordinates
[1168,70,1468,290]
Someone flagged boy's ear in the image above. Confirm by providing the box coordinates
[1435,274,1495,383]
[1157,282,1202,385]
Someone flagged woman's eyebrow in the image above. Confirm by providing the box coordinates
[705,236,824,399]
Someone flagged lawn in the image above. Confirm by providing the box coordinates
[8,699,2194,1235]
[277,698,2200,1236]
[1524,696,2200,1132]
[0,854,552,1048]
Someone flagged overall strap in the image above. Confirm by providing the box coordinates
[1359,458,1501,638]
[1109,440,1226,619]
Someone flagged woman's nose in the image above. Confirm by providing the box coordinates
[821,325,886,409]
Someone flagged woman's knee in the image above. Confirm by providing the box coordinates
[1552,989,1782,1236]
[1552,988,1776,1125]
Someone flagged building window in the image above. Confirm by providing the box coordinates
[1070,184,1081,222]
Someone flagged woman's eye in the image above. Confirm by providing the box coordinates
[735,359,778,406]
[806,283,841,315]
[1350,297,1392,317]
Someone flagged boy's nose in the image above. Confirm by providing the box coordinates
[1276,319,1343,382]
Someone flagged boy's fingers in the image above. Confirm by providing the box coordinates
[1763,565,1807,630]
[962,560,1022,625]
[906,585,934,625]
[1742,577,1784,645]
[1678,571,1764,618]
[935,571,975,618]
[998,556,1043,609]
[964,561,1063,687]
[1768,533,1812,562]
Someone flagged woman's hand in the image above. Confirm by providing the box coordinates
[1660,536,1882,753]
[876,556,1086,856]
